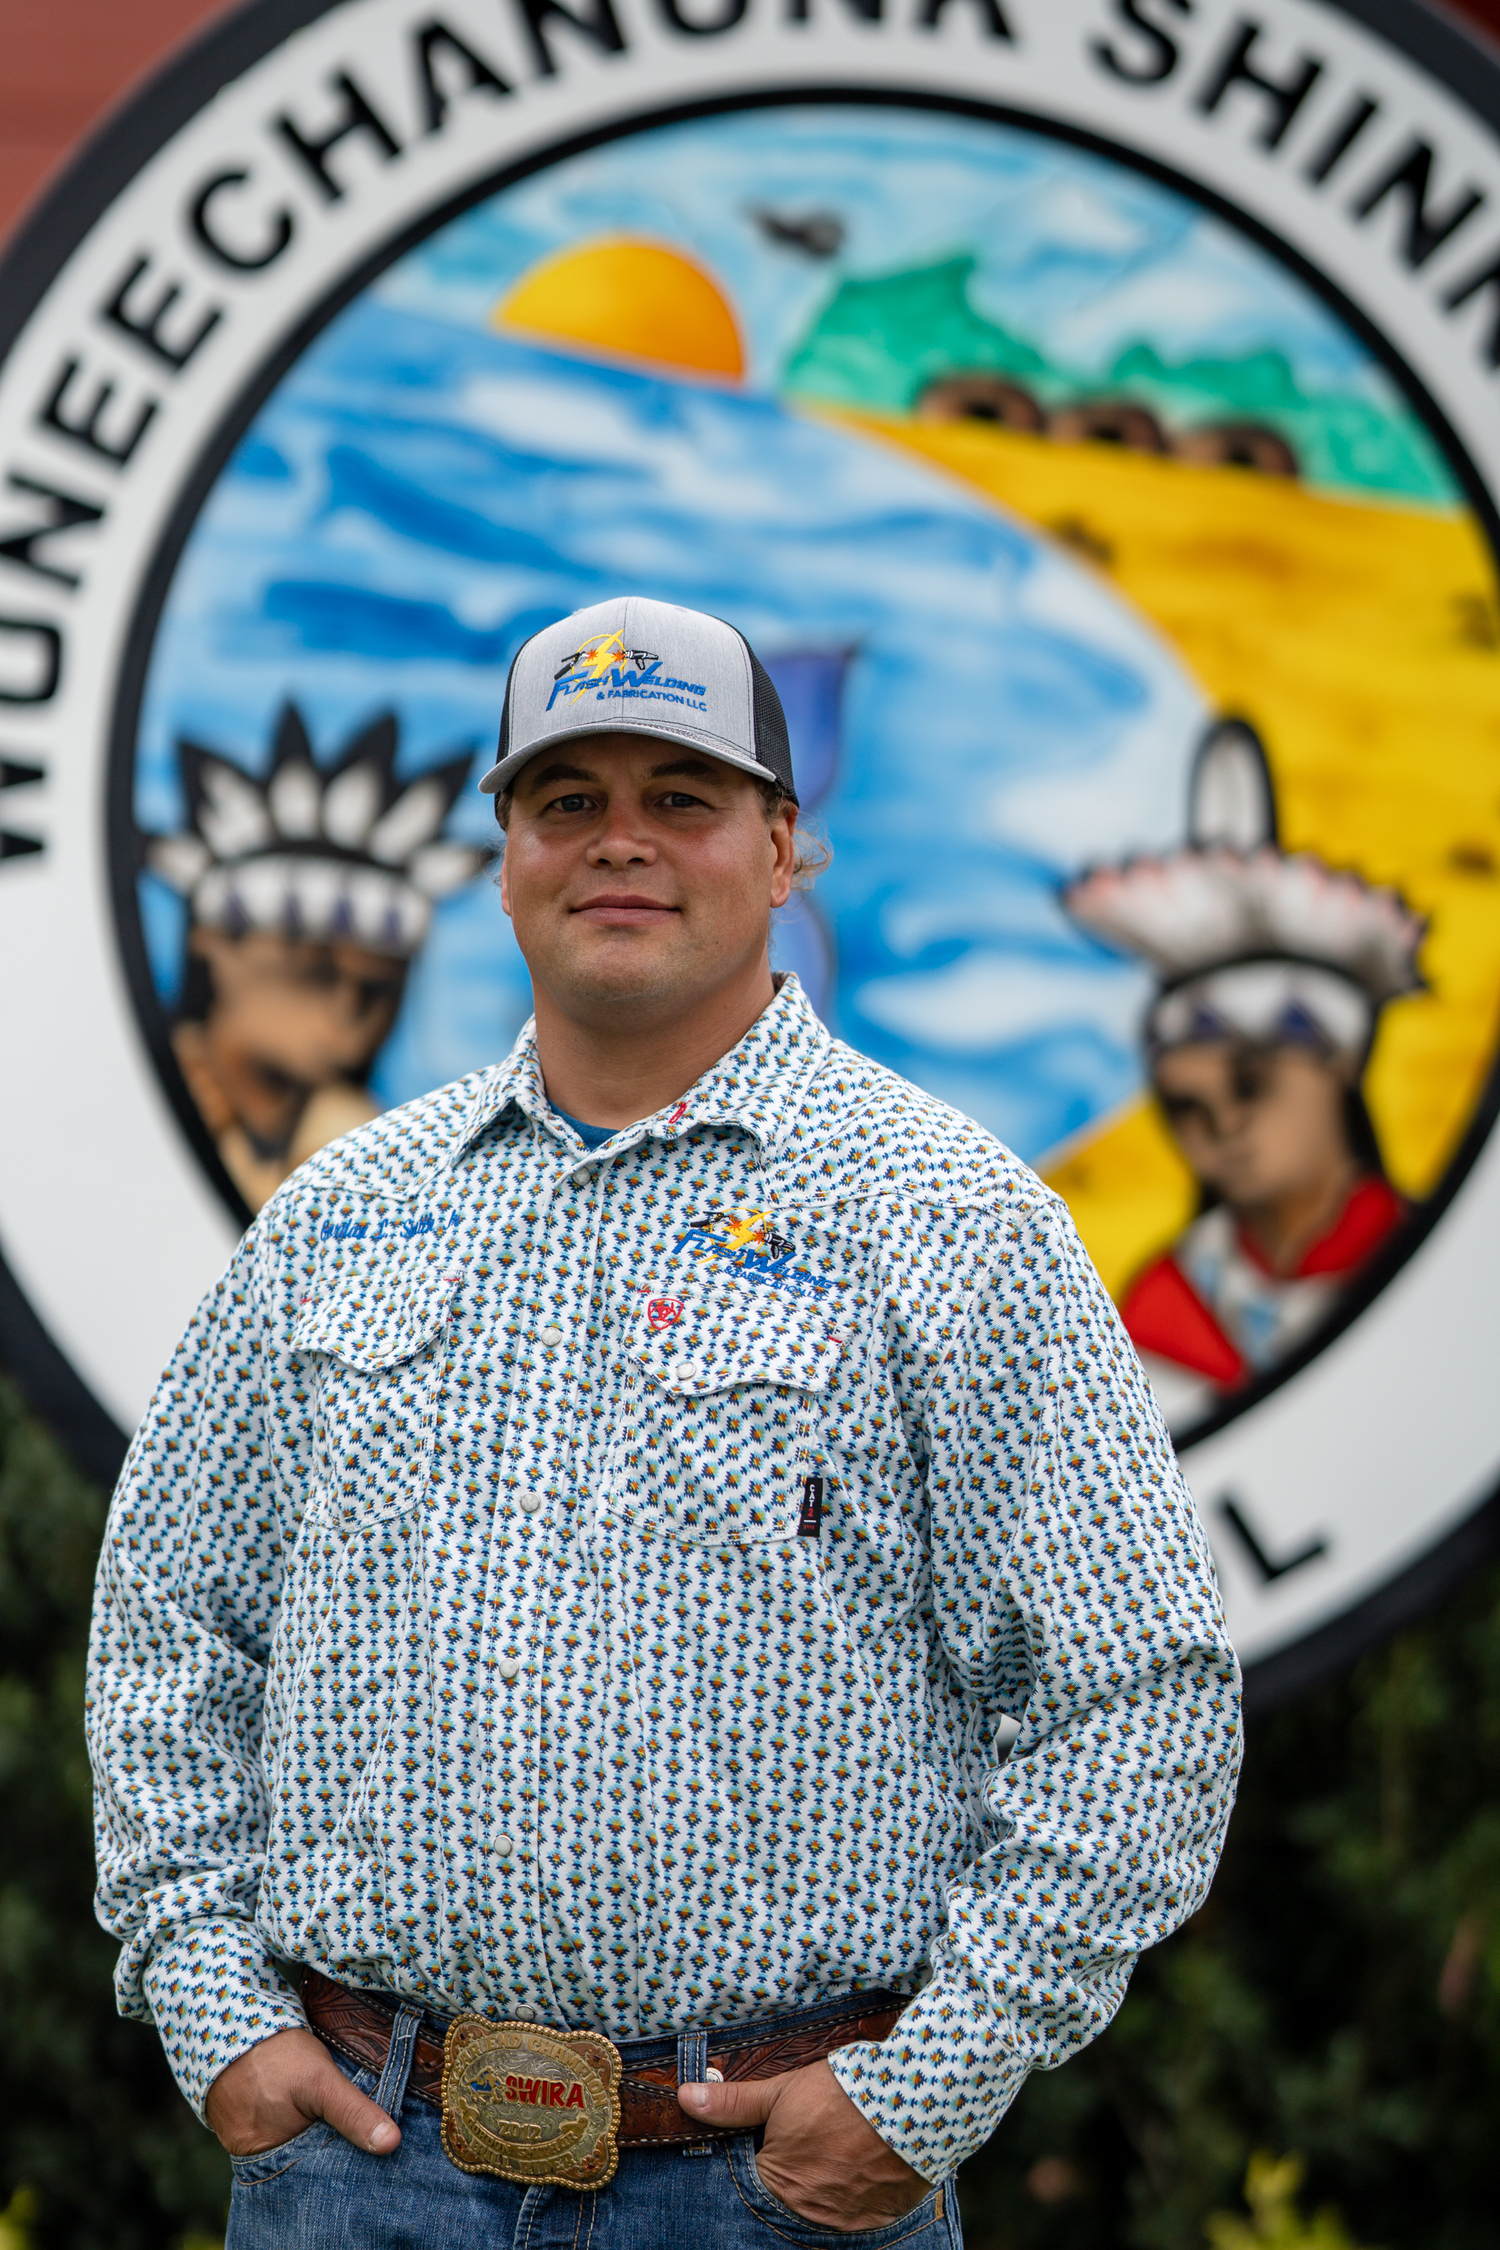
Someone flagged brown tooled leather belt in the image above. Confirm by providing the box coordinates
[302,1969,902,2147]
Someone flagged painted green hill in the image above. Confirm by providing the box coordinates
[782,257,1459,505]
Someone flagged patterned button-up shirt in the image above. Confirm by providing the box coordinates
[88,976,1240,2181]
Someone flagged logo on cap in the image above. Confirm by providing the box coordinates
[547,630,662,709]
[542,628,709,717]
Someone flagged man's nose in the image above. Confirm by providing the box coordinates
[587,812,656,866]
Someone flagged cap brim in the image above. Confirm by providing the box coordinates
[478,716,797,802]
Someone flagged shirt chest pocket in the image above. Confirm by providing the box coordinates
[290,1272,457,1529]
[609,1288,844,1546]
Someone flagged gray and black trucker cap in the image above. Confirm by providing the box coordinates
[478,595,797,804]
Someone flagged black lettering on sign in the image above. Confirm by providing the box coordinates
[273,71,403,201]
[916,0,1013,34]
[189,169,297,273]
[513,0,627,78]
[1444,246,1500,368]
[1090,0,1193,89]
[413,19,513,130]
[1195,18,1323,150]
[38,358,158,468]
[655,0,748,33]
[100,254,224,373]
[0,617,62,706]
[1351,138,1486,271]
[0,474,105,590]
[1219,1493,1327,1583]
[1303,93,1380,186]
[0,754,43,866]
[788,0,881,20]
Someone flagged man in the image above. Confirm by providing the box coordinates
[90,596,1241,2246]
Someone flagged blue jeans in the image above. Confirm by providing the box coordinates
[225,2000,962,2250]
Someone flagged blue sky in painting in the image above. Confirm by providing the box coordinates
[385,105,1412,406]
[138,103,1430,1162]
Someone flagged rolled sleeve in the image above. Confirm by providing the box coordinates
[141,1921,308,2119]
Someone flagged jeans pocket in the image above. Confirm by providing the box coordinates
[229,2119,333,2186]
[227,2058,379,2186]
[728,2136,953,2245]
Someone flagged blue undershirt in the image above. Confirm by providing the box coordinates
[551,1107,618,1151]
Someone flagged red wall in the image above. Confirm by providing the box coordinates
[1,0,1499,244]
[0,1,230,243]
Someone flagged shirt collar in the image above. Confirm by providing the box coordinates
[453,973,831,1165]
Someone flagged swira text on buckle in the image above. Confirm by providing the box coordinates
[440,2017,622,2188]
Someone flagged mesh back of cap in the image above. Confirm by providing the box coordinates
[747,647,796,802]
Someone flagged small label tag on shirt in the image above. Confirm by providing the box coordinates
[797,1475,824,1539]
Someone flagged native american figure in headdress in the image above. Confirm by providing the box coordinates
[143,705,490,1212]
[1065,720,1425,1427]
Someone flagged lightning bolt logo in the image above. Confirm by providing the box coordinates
[580,631,626,682]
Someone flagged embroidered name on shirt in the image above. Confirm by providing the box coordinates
[319,1211,444,1243]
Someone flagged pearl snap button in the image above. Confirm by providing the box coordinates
[498,1657,520,1682]
[705,2068,724,2084]
[518,1491,544,1515]
[539,1325,563,1346]
[496,1833,516,1859]
[512,2003,537,2019]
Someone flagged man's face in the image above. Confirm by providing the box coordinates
[182,929,406,1153]
[498,733,795,1019]
[1153,1039,1356,1216]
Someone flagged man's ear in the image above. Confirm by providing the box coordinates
[768,807,796,911]
[498,835,512,918]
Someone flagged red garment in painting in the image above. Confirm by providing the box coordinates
[1121,1175,1405,1391]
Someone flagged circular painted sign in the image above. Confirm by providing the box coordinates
[2,0,1499,1698]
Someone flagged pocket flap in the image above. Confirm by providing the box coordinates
[290,1271,456,1372]
[627,1285,844,1396]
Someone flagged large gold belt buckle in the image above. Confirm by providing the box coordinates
[440,2016,623,2189]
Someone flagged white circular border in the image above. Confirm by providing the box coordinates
[0,0,1497,1685]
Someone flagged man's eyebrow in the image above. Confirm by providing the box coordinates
[518,752,726,795]
[518,759,600,793]
[647,757,724,781]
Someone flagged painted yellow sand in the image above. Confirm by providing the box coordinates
[1041,1103,1200,1306]
[817,409,1500,1294]
[495,239,743,376]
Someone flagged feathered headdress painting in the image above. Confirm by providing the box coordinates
[1065,720,1425,1064]
[143,704,491,956]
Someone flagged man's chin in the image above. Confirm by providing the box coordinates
[542,936,698,1014]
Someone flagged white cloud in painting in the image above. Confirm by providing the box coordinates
[856,955,1146,1056]
[1029,178,1152,256]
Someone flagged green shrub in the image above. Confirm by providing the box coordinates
[0,1380,230,2249]
[957,1555,1500,2249]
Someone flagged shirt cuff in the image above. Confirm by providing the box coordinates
[137,1919,308,2121]
[829,1978,1031,2182]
